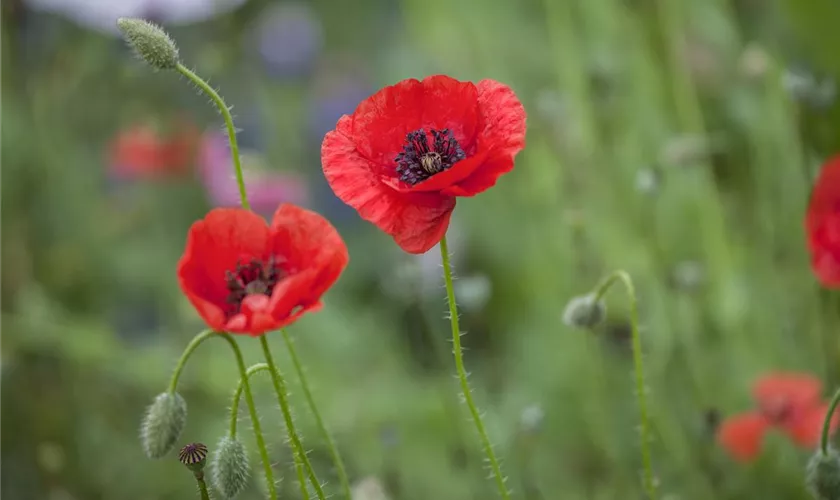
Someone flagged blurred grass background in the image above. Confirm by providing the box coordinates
[3,0,840,498]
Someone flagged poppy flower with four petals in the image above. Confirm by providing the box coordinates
[717,372,838,461]
[177,203,349,336]
[806,155,840,288]
[321,75,527,254]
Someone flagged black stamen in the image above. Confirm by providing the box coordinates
[395,128,466,185]
[224,256,284,316]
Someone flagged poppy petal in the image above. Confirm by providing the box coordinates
[785,403,838,449]
[753,372,823,414]
[322,116,456,254]
[476,79,528,155]
[806,155,840,288]
[177,208,270,329]
[717,412,770,462]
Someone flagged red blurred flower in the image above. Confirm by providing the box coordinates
[806,155,840,287]
[109,121,199,180]
[717,372,838,461]
[177,204,348,336]
[321,75,526,254]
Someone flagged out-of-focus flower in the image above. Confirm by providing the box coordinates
[351,477,391,500]
[783,68,837,110]
[739,42,770,80]
[321,75,527,254]
[24,0,246,34]
[198,132,309,217]
[717,372,838,461]
[252,2,323,79]
[108,119,199,181]
[177,204,348,336]
[806,155,840,288]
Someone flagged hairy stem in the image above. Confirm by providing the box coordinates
[439,235,509,499]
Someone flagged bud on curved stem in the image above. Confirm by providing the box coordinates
[161,330,278,500]
[562,293,606,329]
[587,270,656,499]
[140,392,187,459]
[211,436,250,499]
[116,18,179,70]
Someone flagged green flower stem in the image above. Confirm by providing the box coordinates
[282,328,352,499]
[167,330,277,500]
[167,329,217,394]
[439,235,510,499]
[219,333,278,500]
[590,271,654,499]
[194,472,211,500]
[230,363,270,437]
[260,336,323,500]
[175,63,250,211]
[821,387,840,456]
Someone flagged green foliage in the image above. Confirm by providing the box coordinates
[2,0,840,499]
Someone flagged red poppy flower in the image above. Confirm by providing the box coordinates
[109,121,199,180]
[716,372,838,461]
[806,155,840,287]
[321,75,526,254]
[177,204,349,336]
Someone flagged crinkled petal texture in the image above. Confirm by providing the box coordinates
[177,204,348,336]
[806,155,840,288]
[321,75,526,254]
[717,412,770,462]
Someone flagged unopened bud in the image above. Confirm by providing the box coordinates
[562,294,606,329]
[116,18,180,70]
[179,442,208,474]
[140,392,187,459]
[211,436,249,499]
[807,448,840,500]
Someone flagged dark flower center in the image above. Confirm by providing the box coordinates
[395,128,466,185]
[225,256,284,315]
[761,398,792,424]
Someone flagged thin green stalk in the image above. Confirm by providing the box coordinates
[260,336,323,500]
[167,330,217,394]
[821,388,840,456]
[591,271,655,499]
[218,334,278,500]
[230,363,270,437]
[439,235,510,499]
[175,63,250,211]
[167,331,277,500]
[282,328,352,499]
[194,473,211,500]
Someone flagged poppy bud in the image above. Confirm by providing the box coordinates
[211,436,250,499]
[807,448,840,500]
[179,442,208,474]
[116,18,180,70]
[140,392,187,459]
[562,294,606,329]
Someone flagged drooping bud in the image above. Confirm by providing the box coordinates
[562,294,606,329]
[807,449,840,500]
[140,392,187,459]
[179,442,209,474]
[211,436,250,499]
[116,18,180,70]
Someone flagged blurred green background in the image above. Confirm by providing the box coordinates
[3,0,840,498]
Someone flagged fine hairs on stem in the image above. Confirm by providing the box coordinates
[176,54,327,499]
[590,271,655,499]
[167,330,278,500]
[282,328,353,499]
[439,235,511,499]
